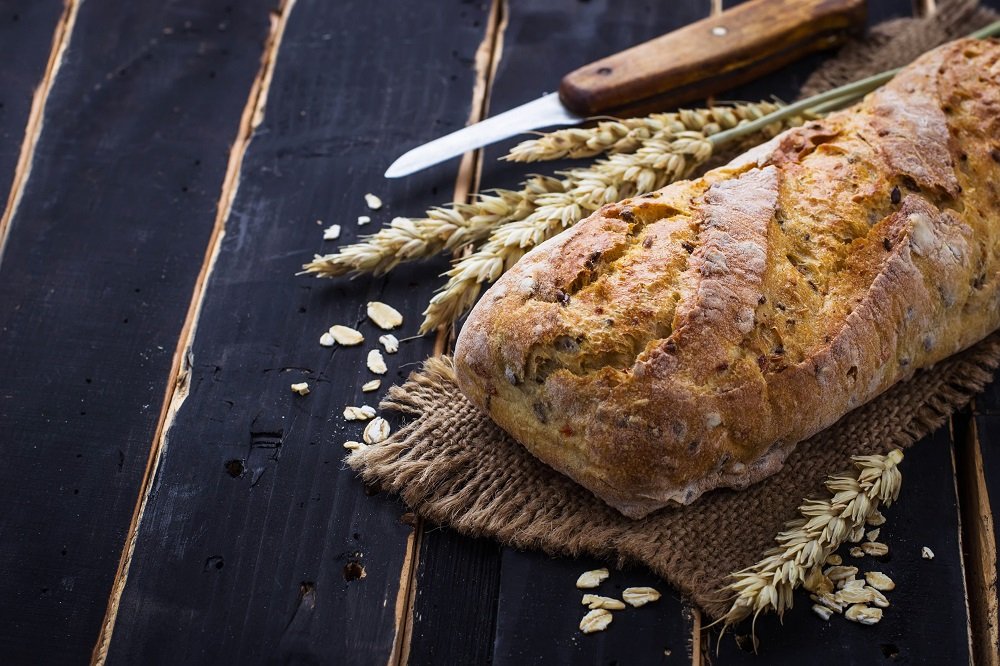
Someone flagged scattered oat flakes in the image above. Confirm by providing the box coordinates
[581,594,626,611]
[357,215,371,225]
[575,568,609,589]
[861,542,888,557]
[364,193,382,210]
[811,592,844,614]
[835,586,874,605]
[343,440,367,451]
[361,379,381,392]
[323,224,341,240]
[579,608,613,634]
[290,382,310,395]
[367,301,403,330]
[803,568,833,595]
[622,587,661,607]
[812,604,833,621]
[379,334,400,354]
[921,546,935,560]
[849,547,865,558]
[867,510,886,526]
[825,554,842,566]
[824,565,858,582]
[867,586,890,608]
[845,603,882,625]
[367,349,388,374]
[328,325,364,346]
[319,332,336,347]
[344,405,377,421]
[866,528,880,543]
[363,416,390,444]
[865,571,894,591]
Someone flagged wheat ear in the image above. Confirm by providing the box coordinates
[504,101,780,162]
[718,449,903,631]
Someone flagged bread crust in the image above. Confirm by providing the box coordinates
[454,39,1000,518]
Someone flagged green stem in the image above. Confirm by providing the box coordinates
[709,20,1000,149]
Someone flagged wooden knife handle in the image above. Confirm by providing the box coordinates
[558,0,866,116]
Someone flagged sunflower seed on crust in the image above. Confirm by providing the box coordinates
[575,568,609,589]
[579,608,613,634]
[366,301,403,330]
[343,405,376,421]
[363,416,390,444]
[581,594,626,611]
[622,587,661,607]
[845,603,882,625]
[328,325,364,346]
[379,334,400,354]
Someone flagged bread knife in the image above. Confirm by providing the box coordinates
[385,0,866,178]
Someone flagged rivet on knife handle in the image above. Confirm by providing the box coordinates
[558,0,867,116]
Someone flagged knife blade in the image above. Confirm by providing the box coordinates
[385,0,866,178]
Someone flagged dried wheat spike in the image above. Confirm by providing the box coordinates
[504,101,781,162]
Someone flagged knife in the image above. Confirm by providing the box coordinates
[385,0,866,178]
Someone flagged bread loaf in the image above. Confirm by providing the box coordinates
[453,39,1000,519]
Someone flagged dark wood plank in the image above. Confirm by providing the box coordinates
[0,1,274,662]
[105,0,492,663]
[493,550,694,665]
[0,0,64,194]
[713,428,970,664]
[407,2,710,665]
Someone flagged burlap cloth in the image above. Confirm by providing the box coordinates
[349,0,1000,620]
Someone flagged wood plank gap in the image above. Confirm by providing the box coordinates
[87,2,298,662]
[948,423,976,661]
[0,0,80,264]
[394,0,507,662]
[432,0,509,359]
[914,0,937,18]
[956,412,1000,665]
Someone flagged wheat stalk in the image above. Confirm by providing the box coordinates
[304,176,563,277]
[504,101,781,162]
[718,449,903,632]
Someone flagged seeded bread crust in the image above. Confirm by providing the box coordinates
[453,39,1000,519]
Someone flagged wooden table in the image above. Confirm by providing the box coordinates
[2,0,998,663]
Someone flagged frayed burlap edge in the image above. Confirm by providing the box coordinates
[347,0,1000,621]
[349,334,1000,619]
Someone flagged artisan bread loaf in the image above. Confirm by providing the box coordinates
[453,39,1000,519]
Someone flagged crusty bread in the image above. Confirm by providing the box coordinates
[453,39,1000,519]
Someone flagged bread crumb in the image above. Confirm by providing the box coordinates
[921,546,935,559]
[323,224,341,240]
[364,193,382,210]
[290,382,310,395]
[357,215,371,225]
[379,334,400,354]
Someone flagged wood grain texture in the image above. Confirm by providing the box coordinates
[712,428,971,664]
[0,2,273,662]
[104,0,491,663]
[559,0,865,115]
[0,0,64,198]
